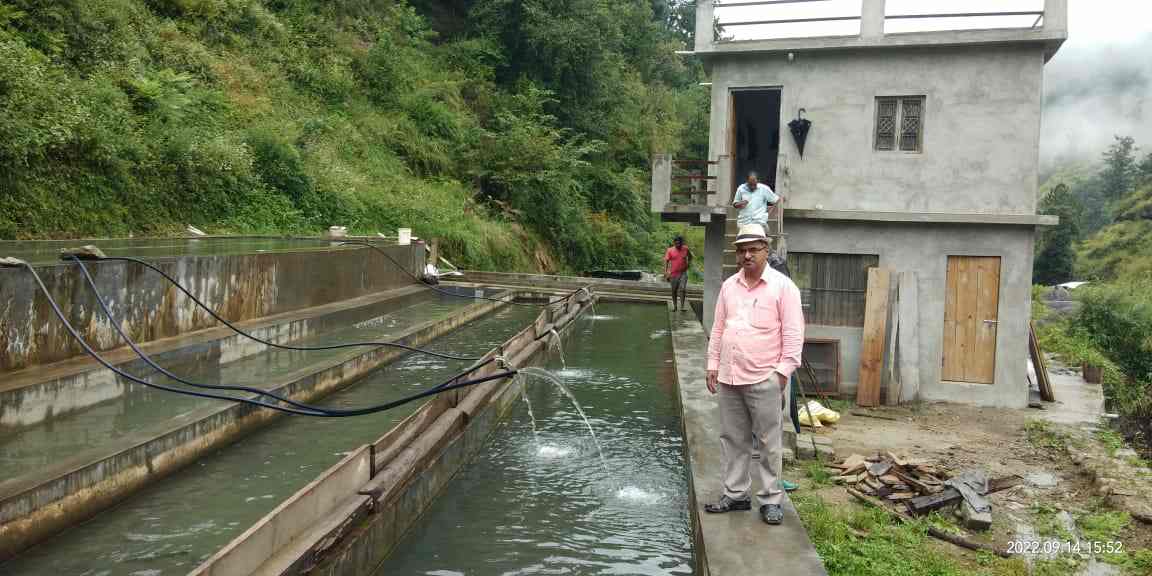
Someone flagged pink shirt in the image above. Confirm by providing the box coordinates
[707,266,805,386]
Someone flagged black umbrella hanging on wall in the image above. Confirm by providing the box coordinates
[788,108,812,158]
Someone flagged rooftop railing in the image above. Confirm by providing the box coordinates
[702,0,1062,47]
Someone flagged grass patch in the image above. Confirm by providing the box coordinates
[926,511,965,537]
[1123,548,1152,574]
[1077,509,1134,567]
[1077,510,1130,542]
[792,493,1024,576]
[1096,427,1128,457]
[1031,503,1073,541]
[1025,419,1069,451]
[1033,557,1082,576]
[805,461,834,487]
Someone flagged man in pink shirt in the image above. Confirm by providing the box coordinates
[703,223,804,525]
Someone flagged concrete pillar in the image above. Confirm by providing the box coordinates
[651,154,672,212]
[1043,0,1067,33]
[715,154,733,206]
[695,1,714,53]
[860,0,885,39]
[703,217,727,333]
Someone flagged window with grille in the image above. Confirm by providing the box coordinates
[874,96,925,152]
[786,252,879,326]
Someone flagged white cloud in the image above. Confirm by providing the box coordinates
[1041,0,1152,166]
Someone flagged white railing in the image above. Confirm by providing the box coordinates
[699,0,1064,47]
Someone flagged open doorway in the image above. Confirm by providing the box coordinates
[730,89,782,194]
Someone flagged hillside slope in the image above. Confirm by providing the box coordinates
[0,0,705,272]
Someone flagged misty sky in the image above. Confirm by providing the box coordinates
[713,0,1152,168]
[1042,0,1152,167]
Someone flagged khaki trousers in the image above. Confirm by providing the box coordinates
[718,378,787,506]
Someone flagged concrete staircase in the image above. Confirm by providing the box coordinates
[722,206,787,279]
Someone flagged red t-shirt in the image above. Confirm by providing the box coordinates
[665,246,689,276]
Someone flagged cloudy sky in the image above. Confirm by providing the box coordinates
[714,0,1152,168]
[1042,0,1152,167]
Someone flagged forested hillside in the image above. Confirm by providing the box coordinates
[1035,136,1152,455]
[1036,135,1152,284]
[0,0,707,272]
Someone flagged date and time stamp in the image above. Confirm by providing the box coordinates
[1007,540,1126,556]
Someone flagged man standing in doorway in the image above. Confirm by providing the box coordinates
[732,171,780,228]
[664,235,692,312]
[703,223,804,525]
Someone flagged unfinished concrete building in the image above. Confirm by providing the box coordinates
[652,0,1066,408]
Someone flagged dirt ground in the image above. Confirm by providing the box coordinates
[794,402,1152,573]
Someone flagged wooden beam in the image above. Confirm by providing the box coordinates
[883,277,900,405]
[857,267,891,407]
[1029,321,1054,402]
[896,271,920,403]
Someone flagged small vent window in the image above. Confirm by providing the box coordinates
[875,96,925,153]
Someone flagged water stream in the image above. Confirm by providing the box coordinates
[520,366,609,475]
[520,385,541,446]
[546,328,567,369]
[376,303,694,575]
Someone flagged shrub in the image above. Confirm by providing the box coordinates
[1077,282,1152,382]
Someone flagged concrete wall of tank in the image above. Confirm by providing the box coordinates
[0,244,422,372]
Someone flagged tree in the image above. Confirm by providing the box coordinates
[1100,135,1138,202]
[1138,151,1152,189]
[1034,183,1081,285]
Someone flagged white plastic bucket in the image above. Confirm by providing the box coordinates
[397,228,412,245]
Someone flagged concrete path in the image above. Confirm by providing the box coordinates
[1039,357,1106,429]
[669,306,827,576]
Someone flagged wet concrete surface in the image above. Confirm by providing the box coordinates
[669,305,827,576]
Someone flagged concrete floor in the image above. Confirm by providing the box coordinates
[669,305,827,576]
[1037,358,1107,429]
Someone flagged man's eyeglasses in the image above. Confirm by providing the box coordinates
[736,246,767,255]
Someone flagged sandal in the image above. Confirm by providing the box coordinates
[760,504,784,525]
[704,495,751,513]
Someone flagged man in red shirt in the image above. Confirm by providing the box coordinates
[664,235,692,311]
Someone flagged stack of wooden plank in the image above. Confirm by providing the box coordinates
[834,452,1024,532]
[832,452,948,503]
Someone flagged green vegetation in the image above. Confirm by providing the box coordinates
[804,460,833,486]
[1077,510,1130,544]
[791,493,1025,576]
[1033,183,1080,285]
[0,0,708,273]
[1096,427,1128,457]
[1035,135,1152,456]
[1025,419,1069,451]
[1030,503,1073,541]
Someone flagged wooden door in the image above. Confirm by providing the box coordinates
[942,256,1001,384]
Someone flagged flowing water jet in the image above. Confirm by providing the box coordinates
[520,383,540,446]
[518,367,607,474]
[547,328,566,369]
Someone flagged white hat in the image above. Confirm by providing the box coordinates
[732,223,769,245]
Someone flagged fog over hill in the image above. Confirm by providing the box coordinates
[1040,32,1151,169]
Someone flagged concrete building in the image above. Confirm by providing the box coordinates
[652,0,1066,408]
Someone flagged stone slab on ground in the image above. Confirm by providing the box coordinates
[669,306,827,576]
